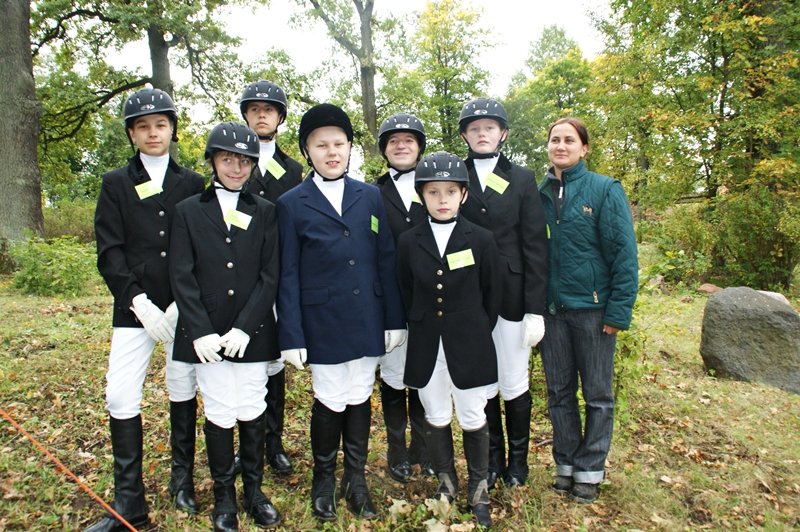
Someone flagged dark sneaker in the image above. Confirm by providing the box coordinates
[570,482,599,503]
[552,475,573,495]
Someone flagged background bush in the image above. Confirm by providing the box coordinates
[9,235,100,296]
[43,198,96,243]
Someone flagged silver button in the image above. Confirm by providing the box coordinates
[348,259,355,266]
[343,230,350,236]
[158,210,165,217]
[437,297,443,303]
[436,269,443,276]
[353,288,360,295]
[436,283,443,290]
[226,262,234,269]
[405,217,411,223]
[225,237,232,244]
[227,289,235,296]
[480,208,487,214]
[436,310,443,317]
[160,251,167,257]
[260,191,265,196]
[159,230,165,237]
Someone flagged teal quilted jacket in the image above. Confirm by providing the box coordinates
[538,160,638,330]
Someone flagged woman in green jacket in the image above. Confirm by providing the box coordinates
[538,117,638,503]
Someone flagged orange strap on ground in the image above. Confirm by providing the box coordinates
[0,408,139,532]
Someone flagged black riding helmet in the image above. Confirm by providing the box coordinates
[378,113,426,159]
[239,80,288,121]
[205,122,260,162]
[415,151,469,190]
[458,97,509,132]
[124,87,179,142]
[297,103,354,162]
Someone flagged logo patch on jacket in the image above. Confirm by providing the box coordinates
[582,205,594,216]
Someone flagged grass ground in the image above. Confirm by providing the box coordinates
[1,259,799,530]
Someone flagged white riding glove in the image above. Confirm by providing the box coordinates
[130,294,174,343]
[522,313,546,347]
[164,302,179,332]
[280,348,307,370]
[384,329,408,353]
[220,328,250,358]
[193,333,223,363]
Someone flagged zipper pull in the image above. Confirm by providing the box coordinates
[593,291,599,303]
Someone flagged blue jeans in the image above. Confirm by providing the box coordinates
[539,309,616,484]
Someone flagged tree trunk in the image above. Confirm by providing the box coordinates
[0,0,44,246]
[356,0,378,157]
[147,25,174,96]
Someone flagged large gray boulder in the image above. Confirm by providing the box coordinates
[700,287,800,394]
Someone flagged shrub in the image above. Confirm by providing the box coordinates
[43,198,96,243]
[709,187,799,289]
[9,235,100,296]
[644,204,713,287]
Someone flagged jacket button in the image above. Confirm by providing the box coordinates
[344,230,350,237]
[480,208,487,214]
[225,237,232,244]
[353,288,360,295]
[348,259,356,266]
[405,217,411,223]
[160,251,167,258]
[158,210,165,217]
[226,262,234,269]
[159,230,165,237]
[436,310,443,317]
[227,289,235,296]
[260,191,265,196]
[436,283,443,290]
[436,269,443,276]
[437,297,443,303]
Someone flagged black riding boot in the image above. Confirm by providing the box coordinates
[310,399,343,521]
[265,369,292,474]
[341,399,378,519]
[84,415,150,532]
[407,388,435,476]
[169,397,198,514]
[503,391,532,487]
[425,421,458,502]
[463,423,492,528]
[484,395,505,490]
[380,380,412,482]
[239,412,281,528]
[204,421,238,532]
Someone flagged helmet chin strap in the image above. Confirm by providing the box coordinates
[463,131,508,159]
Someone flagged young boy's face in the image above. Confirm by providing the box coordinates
[463,118,507,155]
[128,113,173,157]
[244,101,282,139]
[421,181,468,222]
[213,151,253,191]
[305,126,351,179]
[385,132,420,171]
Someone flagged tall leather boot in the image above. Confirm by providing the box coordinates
[484,395,505,490]
[380,380,411,482]
[84,415,150,532]
[204,421,238,532]
[340,399,378,519]
[503,391,532,487]
[238,412,281,528]
[264,369,292,474]
[463,423,492,528]
[407,389,435,476]
[169,398,198,514]
[425,421,458,502]
[310,399,343,521]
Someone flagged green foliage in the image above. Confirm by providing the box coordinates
[643,204,714,286]
[43,198,96,243]
[614,308,649,430]
[9,235,100,296]
[708,186,799,289]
